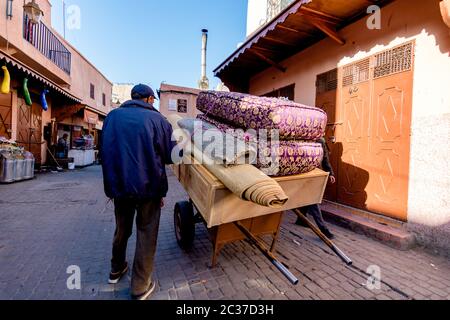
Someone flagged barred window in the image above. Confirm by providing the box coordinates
[90,84,95,100]
[374,42,413,78]
[342,59,370,87]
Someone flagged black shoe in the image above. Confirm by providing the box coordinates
[131,281,156,301]
[108,263,129,284]
[321,228,335,240]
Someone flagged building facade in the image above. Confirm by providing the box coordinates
[216,0,450,251]
[159,83,201,119]
[247,0,295,36]
[0,0,112,165]
[112,83,134,106]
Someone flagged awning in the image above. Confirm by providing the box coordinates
[95,121,104,131]
[214,0,393,87]
[84,106,107,117]
[84,109,99,125]
[0,51,82,104]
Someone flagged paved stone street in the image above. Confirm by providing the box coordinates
[0,166,449,300]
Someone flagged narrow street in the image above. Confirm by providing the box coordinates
[0,166,449,300]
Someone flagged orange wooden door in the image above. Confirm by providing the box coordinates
[335,42,414,221]
[16,98,30,148]
[0,93,12,139]
[366,43,414,221]
[315,69,338,201]
[17,98,42,164]
[336,59,371,210]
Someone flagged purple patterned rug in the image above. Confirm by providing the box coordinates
[197,114,324,177]
[197,91,327,141]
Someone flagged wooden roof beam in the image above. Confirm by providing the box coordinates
[276,24,316,37]
[298,7,343,25]
[247,49,286,73]
[264,36,298,47]
[252,45,279,54]
[304,17,346,46]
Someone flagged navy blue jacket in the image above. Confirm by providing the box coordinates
[101,100,176,200]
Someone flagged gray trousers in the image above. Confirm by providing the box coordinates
[112,198,161,296]
[300,204,328,231]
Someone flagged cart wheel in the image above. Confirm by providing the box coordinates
[174,201,195,250]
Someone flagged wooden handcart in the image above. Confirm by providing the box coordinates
[172,163,351,284]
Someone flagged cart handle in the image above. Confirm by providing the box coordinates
[234,222,299,285]
[293,209,352,266]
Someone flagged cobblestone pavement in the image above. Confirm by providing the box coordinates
[0,166,449,300]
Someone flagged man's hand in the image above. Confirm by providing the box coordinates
[160,198,165,208]
[329,176,336,185]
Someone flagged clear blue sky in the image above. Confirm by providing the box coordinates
[51,0,248,90]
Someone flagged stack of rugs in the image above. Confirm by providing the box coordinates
[196,91,328,177]
[170,91,328,209]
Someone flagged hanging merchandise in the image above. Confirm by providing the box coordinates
[1,66,11,94]
[23,78,32,106]
[40,89,49,111]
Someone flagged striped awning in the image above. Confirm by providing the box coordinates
[0,51,82,104]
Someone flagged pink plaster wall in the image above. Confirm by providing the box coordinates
[69,48,112,114]
[0,0,70,84]
[248,0,449,109]
[0,0,112,113]
[1,0,112,165]
[245,0,450,249]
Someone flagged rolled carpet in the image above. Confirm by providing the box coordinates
[168,115,289,208]
[198,114,324,177]
[197,91,327,141]
[177,118,257,167]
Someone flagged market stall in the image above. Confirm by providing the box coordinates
[68,134,95,167]
[0,137,35,184]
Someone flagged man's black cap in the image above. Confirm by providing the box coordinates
[131,84,158,100]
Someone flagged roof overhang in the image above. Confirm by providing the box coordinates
[84,105,108,117]
[214,0,393,86]
[0,51,82,104]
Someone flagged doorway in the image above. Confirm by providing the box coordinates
[0,93,12,139]
[315,68,338,201]
[316,41,414,221]
[16,97,43,164]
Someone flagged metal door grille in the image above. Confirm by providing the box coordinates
[342,59,370,87]
[374,42,413,78]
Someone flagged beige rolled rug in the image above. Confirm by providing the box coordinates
[168,115,289,208]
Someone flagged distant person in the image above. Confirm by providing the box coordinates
[296,137,336,239]
[56,134,69,158]
[101,84,177,300]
